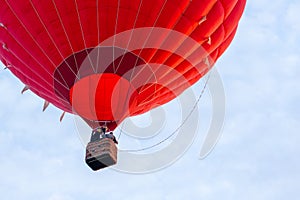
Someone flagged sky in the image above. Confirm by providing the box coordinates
[0,0,300,199]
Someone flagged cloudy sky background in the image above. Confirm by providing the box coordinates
[0,0,300,199]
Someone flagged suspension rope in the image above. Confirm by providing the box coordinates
[113,0,144,73]
[115,0,208,144]
[112,0,121,73]
[130,0,194,95]
[29,0,81,80]
[52,0,80,75]
[5,0,79,89]
[113,0,169,131]
[73,0,97,74]
[117,71,211,152]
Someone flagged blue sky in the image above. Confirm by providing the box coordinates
[0,0,300,199]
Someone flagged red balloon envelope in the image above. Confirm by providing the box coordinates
[0,0,246,130]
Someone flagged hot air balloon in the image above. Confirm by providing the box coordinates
[0,0,246,170]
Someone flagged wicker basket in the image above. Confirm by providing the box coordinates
[85,138,118,171]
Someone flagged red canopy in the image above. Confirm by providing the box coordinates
[0,0,246,130]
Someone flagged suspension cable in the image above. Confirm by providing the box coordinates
[117,71,212,152]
